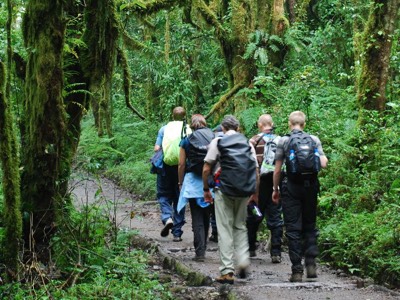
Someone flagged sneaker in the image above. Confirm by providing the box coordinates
[249,250,257,257]
[215,272,234,284]
[192,255,205,262]
[271,256,281,264]
[209,233,218,243]
[160,218,173,237]
[237,267,248,279]
[289,272,303,283]
[172,236,182,242]
[306,264,317,278]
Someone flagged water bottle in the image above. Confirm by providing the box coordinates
[248,202,263,220]
[314,148,321,172]
[289,149,297,173]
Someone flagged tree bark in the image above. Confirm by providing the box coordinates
[196,0,288,118]
[356,0,399,116]
[21,0,67,261]
[81,0,118,137]
[0,62,22,280]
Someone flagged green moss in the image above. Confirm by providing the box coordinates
[81,0,119,137]
[21,0,68,260]
[0,62,22,279]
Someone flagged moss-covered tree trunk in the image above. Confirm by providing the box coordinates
[354,0,399,169]
[82,0,119,137]
[356,0,399,118]
[195,0,288,118]
[21,0,67,261]
[0,62,22,280]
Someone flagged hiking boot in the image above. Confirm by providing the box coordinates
[237,267,248,279]
[271,255,281,264]
[209,233,218,243]
[192,255,205,262]
[172,236,182,242]
[215,272,234,284]
[289,272,303,283]
[249,250,257,257]
[306,264,317,278]
[160,218,173,237]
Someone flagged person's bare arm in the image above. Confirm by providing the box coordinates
[320,155,328,168]
[249,167,260,205]
[202,162,213,203]
[154,144,161,152]
[178,148,186,189]
[272,160,283,204]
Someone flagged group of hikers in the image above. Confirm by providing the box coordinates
[151,106,328,284]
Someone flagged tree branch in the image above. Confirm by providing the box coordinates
[205,82,246,119]
[117,48,146,120]
[195,0,226,39]
[121,29,148,51]
[121,0,184,15]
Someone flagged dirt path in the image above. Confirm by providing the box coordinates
[70,171,400,300]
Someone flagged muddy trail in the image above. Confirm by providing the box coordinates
[70,171,400,300]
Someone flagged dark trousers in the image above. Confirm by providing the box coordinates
[189,199,211,257]
[247,173,283,256]
[281,177,319,273]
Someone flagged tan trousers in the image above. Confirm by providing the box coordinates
[214,189,250,275]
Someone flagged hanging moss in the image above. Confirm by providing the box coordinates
[81,0,119,137]
[0,62,22,280]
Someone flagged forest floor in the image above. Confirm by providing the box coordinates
[70,170,400,300]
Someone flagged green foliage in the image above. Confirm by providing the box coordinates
[0,228,173,299]
[320,206,400,286]
[77,114,159,199]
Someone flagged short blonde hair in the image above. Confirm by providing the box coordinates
[190,114,207,130]
[289,111,306,127]
[258,114,273,127]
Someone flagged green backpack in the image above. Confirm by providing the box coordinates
[162,121,191,166]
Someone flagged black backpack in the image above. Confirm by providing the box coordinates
[217,134,257,197]
[286,130,320,180]
[187,127,214,175]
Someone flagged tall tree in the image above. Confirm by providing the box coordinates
[356,0,400,118]
[0,61,22,280]
[81,0,119,137]
[193,0,289,118]
[21,0,67,261]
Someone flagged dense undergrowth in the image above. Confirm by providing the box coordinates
[0,168,173,295]
[0,183,173,299]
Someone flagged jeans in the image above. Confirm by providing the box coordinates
[157,164,185,237]
[247,173,283,256]
[281,177,320,273]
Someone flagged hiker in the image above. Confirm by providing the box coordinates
[154,106,191,242]
[177,114,214,261]
[272,111,328,282]
[247,114,284,263]
[208,124,224,243]
[202,115,259,284]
